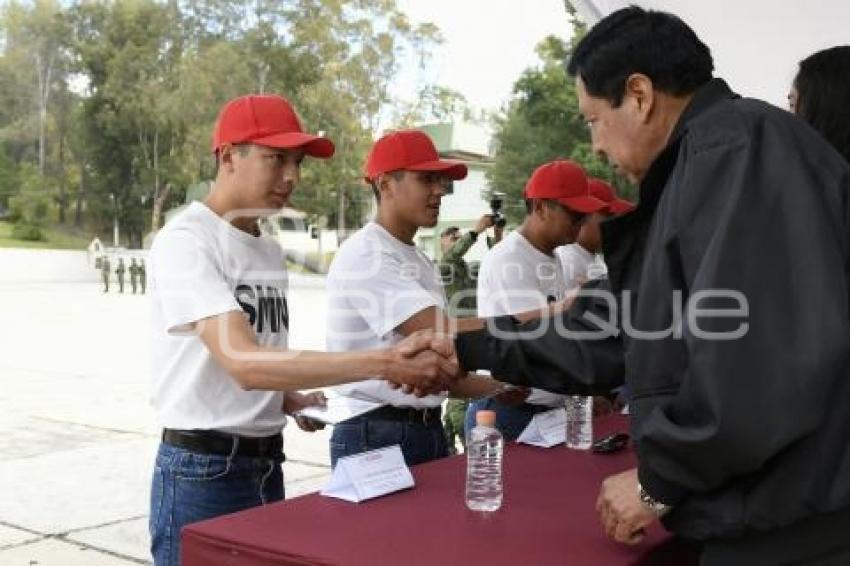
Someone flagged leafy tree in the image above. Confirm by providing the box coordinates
[9,163,50,240]
[0,144,17,210]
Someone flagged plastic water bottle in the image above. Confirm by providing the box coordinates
[465,410,504,512]
[565,395,593,449]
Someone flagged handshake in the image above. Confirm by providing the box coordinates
[381,330,463,397]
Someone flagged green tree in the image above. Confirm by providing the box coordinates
[9,162,50,240]
[1,0,70,177]
[0,144,17,211]
[70,0,186,246]
[1,0,77,228]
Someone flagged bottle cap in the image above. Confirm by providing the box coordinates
[475,410,496,427]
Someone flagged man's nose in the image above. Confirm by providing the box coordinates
[282,163,300,184]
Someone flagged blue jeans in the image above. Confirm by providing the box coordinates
[465,399,551,441]
[149,442,284,566]
[329,415,449,468]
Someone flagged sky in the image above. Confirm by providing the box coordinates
[391,0,573,116]
[391,0,850,118]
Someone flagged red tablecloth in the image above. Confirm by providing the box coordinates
[182,415,698,566]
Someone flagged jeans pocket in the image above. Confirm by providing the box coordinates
[330,422,365,463]
[175,452,232,482]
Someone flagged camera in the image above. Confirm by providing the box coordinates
[489,193,507,228]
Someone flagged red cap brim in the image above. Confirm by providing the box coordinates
[406,159,468,180]
[252,132,336,158]
[556,195,608,214]
[607,198,636,215]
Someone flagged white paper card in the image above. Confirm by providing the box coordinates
[321,445,414,502]
[296,394,384,425]
[525,388,566,407]
[517,408,567,448]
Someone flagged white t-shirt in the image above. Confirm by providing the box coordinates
[326,222,448,409]
[477,230,567,407]
[556,243,608,291]
[149,202,289,437]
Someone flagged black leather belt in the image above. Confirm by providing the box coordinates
[162,429,284,459]
[367,405,443,426]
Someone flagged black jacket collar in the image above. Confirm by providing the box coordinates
[600,79,739,293]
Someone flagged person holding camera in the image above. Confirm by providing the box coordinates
[438,214,503,317]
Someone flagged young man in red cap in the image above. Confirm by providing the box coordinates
[557,177,635,290]
[466,160,608,440]
[148,101,457,566]
[325,129,518,467]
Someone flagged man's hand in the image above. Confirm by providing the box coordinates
[474,214,495,234]
[283,390,327,432]
[596,468,658,545]
[394,328,455,359]
[383,330,460,396]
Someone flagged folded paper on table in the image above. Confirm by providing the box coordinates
[321,445,414,502]
[517,408,567,448]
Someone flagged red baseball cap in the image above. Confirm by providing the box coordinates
[589,178,635,214]
[211,94,335,158]
[364,130,467,182]
[523,160,606,214]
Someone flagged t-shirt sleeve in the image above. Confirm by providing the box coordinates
[476,254,549,318]
[337,249,441,339]
[151,229,241,334]
[475,259,503,318]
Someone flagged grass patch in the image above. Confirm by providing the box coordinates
[0,221,91,250]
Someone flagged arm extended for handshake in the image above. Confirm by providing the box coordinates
[195,310,461,395]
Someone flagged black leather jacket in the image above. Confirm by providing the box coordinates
[456,78,850,546]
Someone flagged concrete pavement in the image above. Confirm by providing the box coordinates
[0,249,333,565]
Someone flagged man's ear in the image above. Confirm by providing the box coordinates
[376,173,394,200]
[218,144,237,173]
[533,199,548,219]
[624,73,655,124]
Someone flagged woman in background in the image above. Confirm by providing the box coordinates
[789,46,850,163]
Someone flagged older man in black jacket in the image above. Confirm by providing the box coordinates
[453,7,850,565]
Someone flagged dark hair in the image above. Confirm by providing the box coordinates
[368,170,406,201]
[794,46,850,163]
[524,198,570,215]
[568,7,714,107]
[214,143,252,174]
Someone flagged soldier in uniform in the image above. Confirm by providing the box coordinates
[437,214,503,454]
[101,255,111,293]
[138,259,147,294]
[116,258,126,293]
[129,258,139,294]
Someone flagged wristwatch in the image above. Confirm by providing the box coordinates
[638,482,672,517]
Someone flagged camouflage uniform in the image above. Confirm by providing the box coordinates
[101,256,111,293]
[139,259,147,294]
[438,231,480,454]
[116,258,126,293]
[129,259,139,294]
[438,232,479,318]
